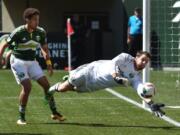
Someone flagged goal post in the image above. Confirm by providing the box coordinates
[142,0,151,83]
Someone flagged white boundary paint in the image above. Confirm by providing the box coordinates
[165,106,180,109]
[105,88,180,127]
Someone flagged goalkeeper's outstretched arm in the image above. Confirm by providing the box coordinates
[139,87,165,117]
[131,76,166,117]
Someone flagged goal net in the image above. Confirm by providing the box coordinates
[150,0,180,106]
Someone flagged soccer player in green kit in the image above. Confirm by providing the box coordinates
[0,8,65,125]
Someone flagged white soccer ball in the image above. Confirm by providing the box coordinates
[141,82,156,98]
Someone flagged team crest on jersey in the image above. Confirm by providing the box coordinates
[17,72,25,79]
[129,73,134,78]
[36,35,41,41]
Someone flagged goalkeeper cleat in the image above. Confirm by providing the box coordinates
[62,75,69,81]
[51,112,66,121]
[17,119,27,125]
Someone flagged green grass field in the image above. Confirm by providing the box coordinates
[0,70,180,135]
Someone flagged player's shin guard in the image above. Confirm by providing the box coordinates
[45,93,59,114]
[19,105,26,113]
[48,96,57,114]
[18,105,26,123]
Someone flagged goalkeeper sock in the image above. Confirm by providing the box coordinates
[49,83,60,94]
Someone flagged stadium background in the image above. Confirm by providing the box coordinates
[0,0,143,69]
[0,0,179,69]
[0,0,180,134]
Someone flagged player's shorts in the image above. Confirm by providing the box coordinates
[68,64,91,92]
[10,55,44,84]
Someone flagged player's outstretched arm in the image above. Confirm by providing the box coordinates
[133,79,166,117]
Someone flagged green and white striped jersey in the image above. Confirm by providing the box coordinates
[7,25,47,60]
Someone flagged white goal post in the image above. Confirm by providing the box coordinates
[142,0,150,83]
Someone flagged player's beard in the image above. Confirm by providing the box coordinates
[134,61,144,71]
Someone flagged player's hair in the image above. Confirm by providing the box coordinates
[134,7,141,14]
[136,51,151,59]
[23,8,40,21]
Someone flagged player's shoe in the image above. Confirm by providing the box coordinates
[62,75,69,81]
[17,113,27,125]
[51,112,66,121]
[17,119,27,125]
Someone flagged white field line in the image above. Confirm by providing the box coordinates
[2,97,180,108]
[2,96,180,108]
[105,88,180,127]
[0,97,119,100]
[165,106,180,109]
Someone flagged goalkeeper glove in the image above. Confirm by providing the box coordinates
[148,101,165,117]
[114,76,129,87]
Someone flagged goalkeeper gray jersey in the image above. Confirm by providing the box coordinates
[85,53,142,91]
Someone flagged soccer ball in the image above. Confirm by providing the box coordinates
[141,82,156,98]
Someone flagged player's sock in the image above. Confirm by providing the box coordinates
[48,83,60,94]
[46,93,65,117]
[45,94,58,114]
[45,94,65,121]
[18,105,26,121]
[49,98,65,121]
